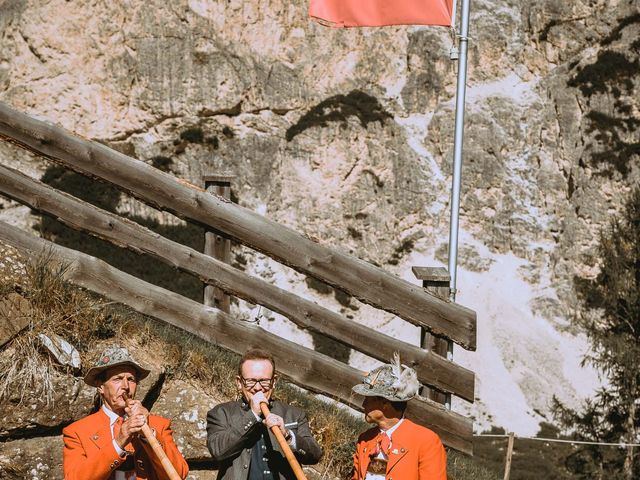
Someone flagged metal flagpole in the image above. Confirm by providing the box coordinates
[448,0,471,305]
[450,0,459,29]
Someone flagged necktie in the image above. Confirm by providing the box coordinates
[377,432,391,455]
[113,417,136,479]
[114,417,135,453]
[114,417,123,443]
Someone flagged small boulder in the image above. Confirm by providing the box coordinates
[37,333,81,371]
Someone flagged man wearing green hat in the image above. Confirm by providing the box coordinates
[351,354,446,480]
[62,346,189,480]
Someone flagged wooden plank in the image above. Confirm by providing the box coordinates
[0,164,474,401]
[0,102,476,350]
[0,221,473,453]
[412,266,450,284]
[503,432,515,480]
[203,174,235,312]
[414,266,451,405]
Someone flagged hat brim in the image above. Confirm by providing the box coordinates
[84,361,151,387]
[352,383,415,402]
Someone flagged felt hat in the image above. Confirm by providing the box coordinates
[84,346,150,387]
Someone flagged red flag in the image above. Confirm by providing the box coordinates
[309,0,454,27]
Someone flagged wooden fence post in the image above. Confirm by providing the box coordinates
[503,432,515,480]
[412,266,451,406]
[203,174,235,313]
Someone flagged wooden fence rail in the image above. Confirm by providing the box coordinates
[0,163,474,401]
[0,101,476,350]
[0,221,473,453]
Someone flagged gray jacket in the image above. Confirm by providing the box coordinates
[206,399,323,480]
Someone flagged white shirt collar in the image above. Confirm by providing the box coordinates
[380,417,404,438]
[101,404,123,426]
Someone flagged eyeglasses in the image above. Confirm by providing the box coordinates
[240,377,274,389]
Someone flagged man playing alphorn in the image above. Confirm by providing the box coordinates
[63,346,189,480]
[206,348,322,479]
[351,354,447,480]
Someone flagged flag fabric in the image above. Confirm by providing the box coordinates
[309,0,454,28]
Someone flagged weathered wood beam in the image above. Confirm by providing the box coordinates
[202,174,235,312]
[0,164,474,401]
[0,102,476,350]
[0,221,473,453]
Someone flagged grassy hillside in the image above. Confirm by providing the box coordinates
[471,425,578,479]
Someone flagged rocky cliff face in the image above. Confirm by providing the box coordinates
[0,0,638,450]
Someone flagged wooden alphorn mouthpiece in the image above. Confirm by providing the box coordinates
[122,393,182,480]
[260,401,308,480]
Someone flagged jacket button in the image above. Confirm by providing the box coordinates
[243,464,248,469]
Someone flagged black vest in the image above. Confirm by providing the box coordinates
[249,428,275,480]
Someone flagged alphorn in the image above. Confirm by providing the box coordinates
[260,402,308,480]
[123,394,182,480]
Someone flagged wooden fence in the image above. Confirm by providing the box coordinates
[0,102,477,453]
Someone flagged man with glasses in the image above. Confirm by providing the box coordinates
[206,348,322,479]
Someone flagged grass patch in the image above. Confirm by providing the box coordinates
[448,449,500,480]
[469,425,583,479]
[0,249,119,405]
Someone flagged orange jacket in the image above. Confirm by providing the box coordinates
[352,419,447,480]
[62,409,189,480]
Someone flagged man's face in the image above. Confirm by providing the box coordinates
[362,395,387,424]
[97,366,138,413]
[236,359,275,403]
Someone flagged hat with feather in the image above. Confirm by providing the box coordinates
[352,353,420,402]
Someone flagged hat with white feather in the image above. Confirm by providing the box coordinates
[352,353,420,402]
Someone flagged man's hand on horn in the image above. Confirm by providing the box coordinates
[250,390,268,415]
[116,399,150,448]
[264,412,288,439]
[125,399,150,421]
[116,414,146,448]
[250,391,286,438]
